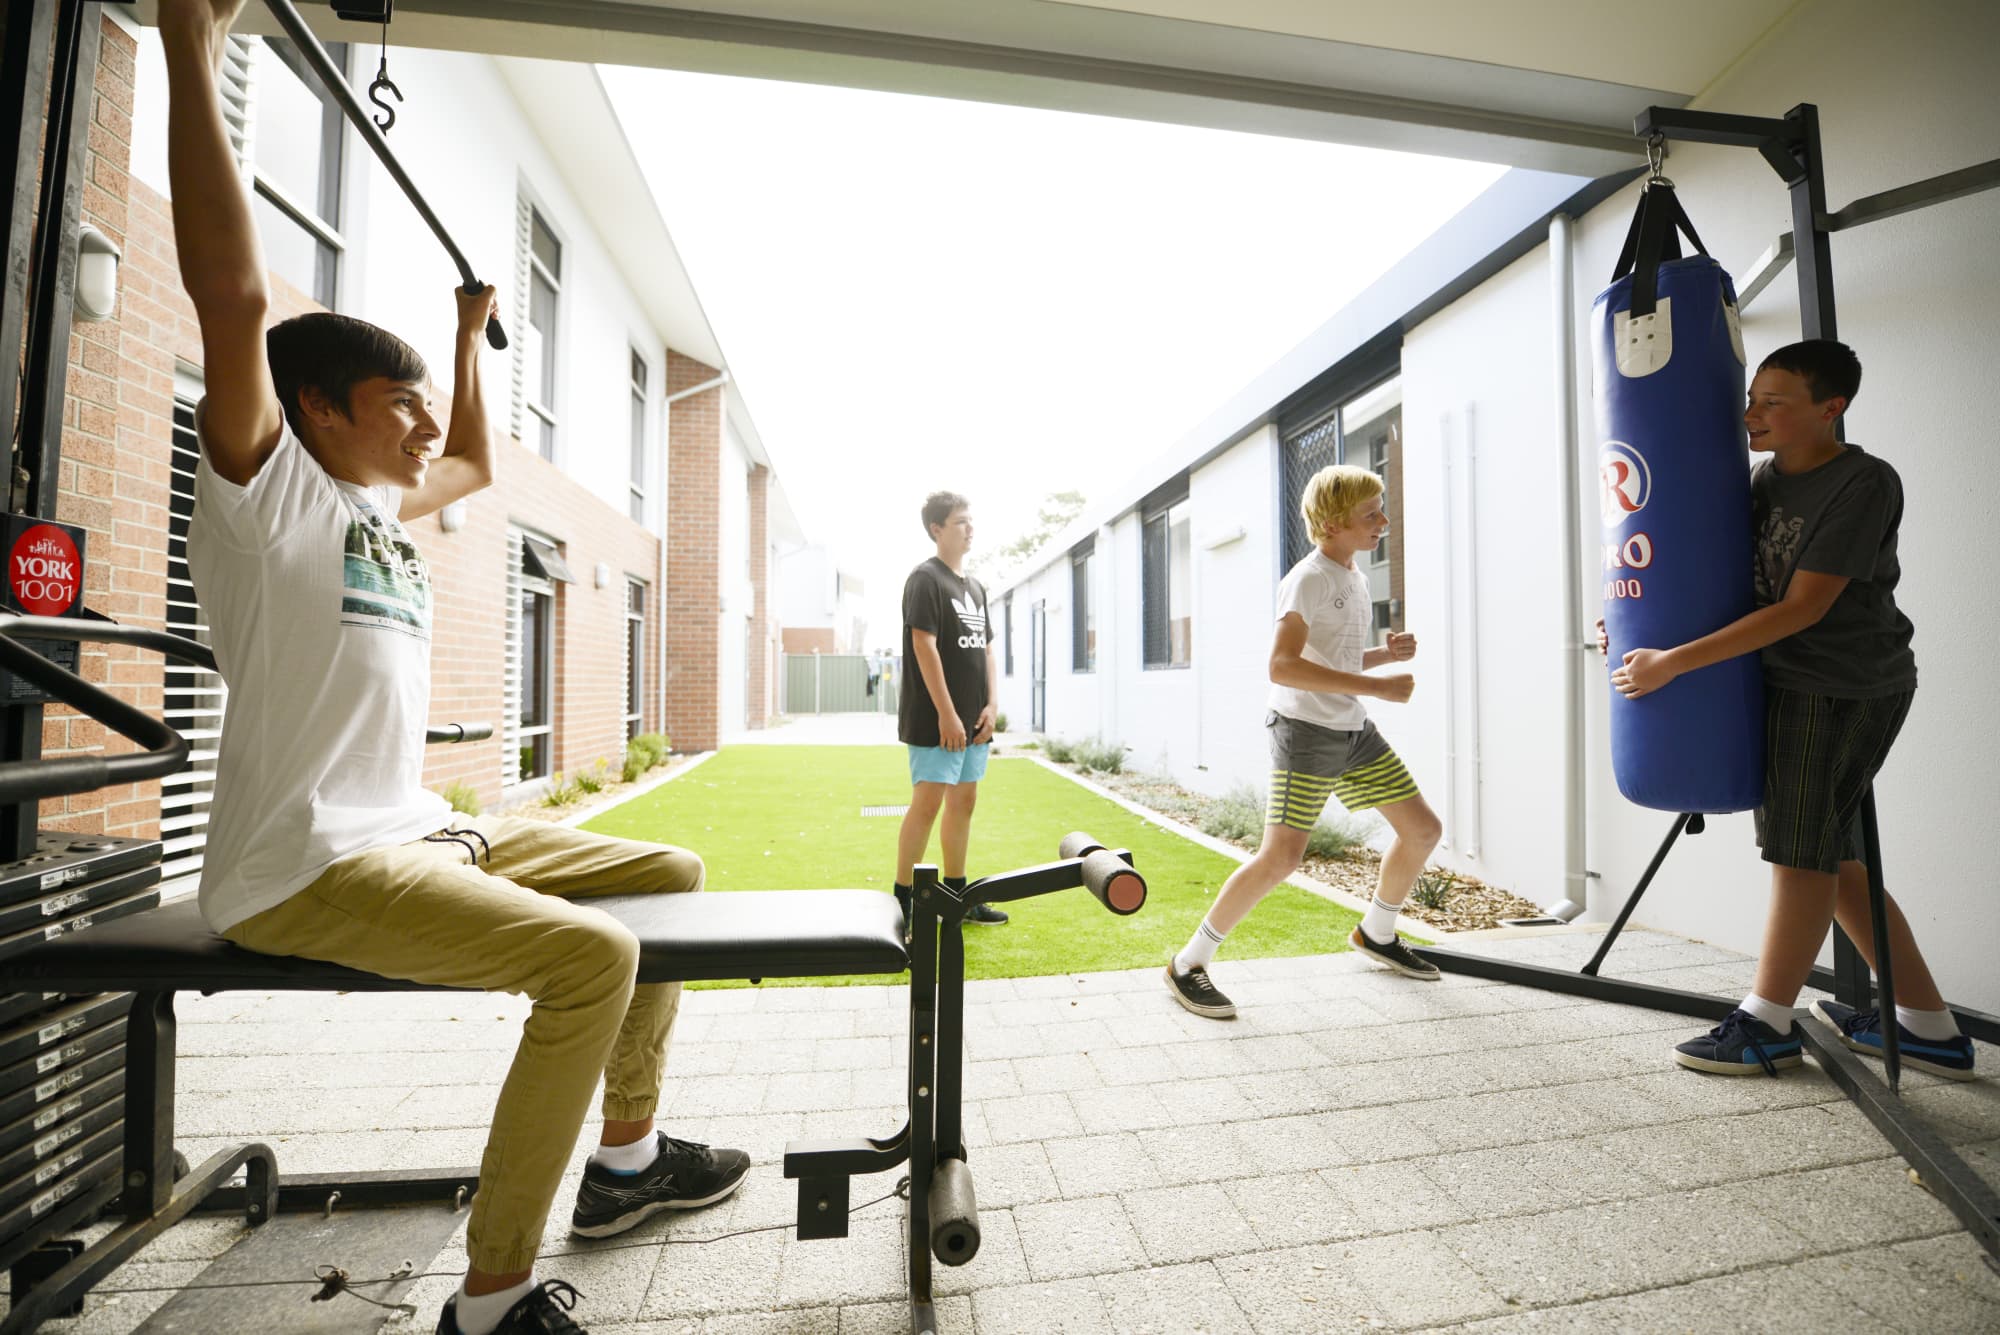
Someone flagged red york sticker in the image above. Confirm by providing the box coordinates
[9,524,82,616]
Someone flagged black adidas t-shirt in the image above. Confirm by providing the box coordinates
[898,557,991,746]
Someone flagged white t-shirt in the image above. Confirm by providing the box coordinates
[188,417,449,932]
[1266,548,1373,731]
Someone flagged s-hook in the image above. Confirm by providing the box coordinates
[1645,132,1672,187]
[367,12,402,133]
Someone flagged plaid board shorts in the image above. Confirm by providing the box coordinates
[1755,686,1914,874]
[1264,710,1420,830]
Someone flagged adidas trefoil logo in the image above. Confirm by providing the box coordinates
[951,592,988,648]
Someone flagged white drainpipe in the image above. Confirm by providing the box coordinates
[1550,213,1591,921]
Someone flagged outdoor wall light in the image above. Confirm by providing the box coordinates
[594,561,611,589]
[74,225,121,322]
[438,499,468,533]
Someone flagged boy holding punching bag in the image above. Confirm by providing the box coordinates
[1610,341,1973,1080]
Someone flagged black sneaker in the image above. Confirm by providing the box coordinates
[1347,926,1441,980]
[1673,1008,1805,1076]
[965,902,1009,925]
[569,1133,749,1238]
[1165,962,1236,1019]
[437,1279,586,1334]
[1810,999,1976,1081]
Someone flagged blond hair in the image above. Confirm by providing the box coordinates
[1300,465,1383,542]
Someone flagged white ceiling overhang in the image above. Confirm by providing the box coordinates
[197,0,1801,176]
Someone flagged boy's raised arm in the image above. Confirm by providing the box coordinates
[160,0,282,485]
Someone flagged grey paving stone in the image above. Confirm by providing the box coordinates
[1120,1182,1261,1265]
[174,1085,415,1137]
[1013,1052,1104,1095]
[699,1308,839,1334]
[1221,1171,1360,1247]
[1321,1229,1513,1327]
[773,1220,905,1307]
[668,1043,742,1077]
[1837,1233,2000,1334]
[979,1093,1082,1145]
[1606,1104,1891,1191]
[637,1227,784,1319]
[962,1141,1061,1209]
[963,1059,1023,1100]
[1146,1075,1257,1126]
[1216,1071,1330,1119]
[1902,1076,2000,1141]
[932,1205,1031,1296]
[1424,1136,1667,1217]
[1071,1084,1178,1135]
[838,1294,972,1334]
[1038,1019,1118,1056]
[1229,1113,1355,1174]
[675,1075,773,1118]
[1086,1044,1174,1088]
[730,1039,822,1075]
[1135,1124,1259,1187]
[961,1025,1047,1062]
[1045,1133,1165,1198]
[763,1070,855,1114]
[969,1276,1112,1333]
[1746,1157,1962,1250]
[1013,1196,1149,1281]
[1316,1103,1443,1161]
[546,1242,665,1325]
[1319,1158,1476,1235]
[1211,1243,1374,1332]
[1442,1181,1811,1305]
[1095,1261,1251,1334]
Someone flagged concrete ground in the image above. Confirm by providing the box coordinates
[21,925,1999,1334]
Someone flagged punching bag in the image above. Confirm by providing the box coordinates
[1593,180,1763,814]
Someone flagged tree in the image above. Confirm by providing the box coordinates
[972,489,1087,578]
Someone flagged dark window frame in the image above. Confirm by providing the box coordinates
[1070,537,1095,673]
[1140,476,1191,670]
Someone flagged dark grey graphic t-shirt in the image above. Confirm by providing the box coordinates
[1750,445,1916,698]
[898,557,990,746]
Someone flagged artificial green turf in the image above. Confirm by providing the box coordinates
[582,746,1361,985]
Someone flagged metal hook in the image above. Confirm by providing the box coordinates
[1645,133,1672,186]
[368,23,402,133]
[324,1189,342,1218]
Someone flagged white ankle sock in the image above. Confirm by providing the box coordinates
[1175,918,1227,973]
[591,1132,658,1174]
[1360,896,1403,946]
[1895,1005,1961,1041]
[454,1276,535,1335]
[1738,993,1795,1031]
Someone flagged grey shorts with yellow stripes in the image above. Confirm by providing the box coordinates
[1264,710,1420,829]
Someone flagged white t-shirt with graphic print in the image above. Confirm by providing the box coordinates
[1266,547,1373,732]
[188,417,449,932]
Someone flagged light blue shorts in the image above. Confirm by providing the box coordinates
[909,742,990,786]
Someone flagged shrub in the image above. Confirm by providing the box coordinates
[1411,869,1458,910]
[622,745,650,784]
[994,712,1009,733]
[541,774,583,808]
[631,732,671,769]
[573,757,609,794]
[1304,813,1372,860]
[1070,737,1128,774]
[437,781,481,816]
[1041,736,1075,764]
[1198,787,1267,847]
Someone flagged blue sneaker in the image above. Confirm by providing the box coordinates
[1810,1000,1976,1082]
[1673,1008,1805,1076]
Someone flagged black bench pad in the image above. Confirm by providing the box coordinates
[0,890,909,993]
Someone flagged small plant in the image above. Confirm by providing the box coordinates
[1198,787,1267,847]
[1411,869,1457,911]
[994,712,1009,733]
[541,773,583,808]
[622,745,650,784]
[631,732,671,769]
[1041,736,1075,764]
[1304,813,1372,860]
[1070,737,1129,774]
[437,780,481,816]
[573,757,609,794]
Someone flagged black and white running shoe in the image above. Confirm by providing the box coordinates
[1347,926,1441,980]
[1165,962,1237,1019]
[437,1279,587,1334]
[569,1134,749,1238]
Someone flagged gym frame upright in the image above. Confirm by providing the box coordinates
[1418,103,2000,1268]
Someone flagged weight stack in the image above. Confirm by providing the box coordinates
[0,834,162,1277]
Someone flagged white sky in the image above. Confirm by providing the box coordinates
[600,67,1507,645]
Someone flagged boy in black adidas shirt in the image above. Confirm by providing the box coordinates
[894,491,1007,925]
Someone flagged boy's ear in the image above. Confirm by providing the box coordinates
[1820,394,1849,422]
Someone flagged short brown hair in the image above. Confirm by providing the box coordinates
[921,490,968,537]
[267,311,428,439]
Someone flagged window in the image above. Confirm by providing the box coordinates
[625,579,647,739]
[1141,483,1192,669]
[162,381,227,887]
[504,528,573,784]
[1280,365,1404,644]
[629,351,648,522]
[1070,539,1095,672]
[519,205,562,461]
[1002,594,1013,676]
[244,38,348,306]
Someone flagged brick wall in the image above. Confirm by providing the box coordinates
[664,353,721,752]
[746,463,768,729]
[32,14,674,833]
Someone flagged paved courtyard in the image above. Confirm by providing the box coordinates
[17,923,1998,1334]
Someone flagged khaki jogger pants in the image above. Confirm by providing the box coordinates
[221,815,704,1273]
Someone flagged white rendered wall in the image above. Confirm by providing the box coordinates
[718,420,755,739]
[1401,0,2000,1011]
[778,547,838,629]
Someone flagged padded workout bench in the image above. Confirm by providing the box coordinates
[0,841,1146,1335]
[0,615,1149,1334]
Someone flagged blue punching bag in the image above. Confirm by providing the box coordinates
[1593,181,1763,813]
